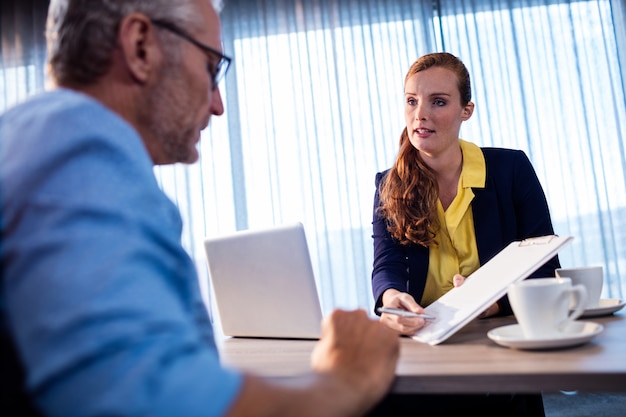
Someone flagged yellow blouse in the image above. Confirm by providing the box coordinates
[421,139,486,306]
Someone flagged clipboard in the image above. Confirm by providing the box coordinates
[412,235,573,345]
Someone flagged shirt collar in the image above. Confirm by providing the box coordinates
[459,139,486,189]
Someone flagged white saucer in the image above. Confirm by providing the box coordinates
[577,299,625,318]
[487,321,603,350]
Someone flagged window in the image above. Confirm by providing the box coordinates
[156,0,625,315]
[2,0,623,316]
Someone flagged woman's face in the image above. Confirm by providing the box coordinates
[404,66,474,160]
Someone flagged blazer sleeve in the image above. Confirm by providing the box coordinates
[475,149,561,315]
[509,150,561,278]
[371,171,411,313]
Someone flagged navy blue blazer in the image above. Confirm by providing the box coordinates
[371,147,561,316]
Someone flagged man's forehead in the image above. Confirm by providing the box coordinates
[194,0,223,51]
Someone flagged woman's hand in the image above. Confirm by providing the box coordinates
[452,274,500,318]
[379,289,428,335]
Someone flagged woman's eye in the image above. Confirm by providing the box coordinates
[407,98,417,105]
[434,98,446,106]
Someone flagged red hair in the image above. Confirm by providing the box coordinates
[376,52,471,246]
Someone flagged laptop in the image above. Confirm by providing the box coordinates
[203,222,323,339]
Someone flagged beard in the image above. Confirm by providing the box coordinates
[143,60,200,164]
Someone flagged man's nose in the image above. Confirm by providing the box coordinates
[210,87,225,116]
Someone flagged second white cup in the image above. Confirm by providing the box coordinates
[508,277,587,339]
[555,265,603,309]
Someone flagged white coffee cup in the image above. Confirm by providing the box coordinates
[508,277,587,339]
[555,266,603,309]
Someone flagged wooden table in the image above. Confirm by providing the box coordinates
[218,312,626,393]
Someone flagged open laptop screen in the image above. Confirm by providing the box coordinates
[204,222,323,339]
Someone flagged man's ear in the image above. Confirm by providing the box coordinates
[461,101,475,121]
[118,13,161,84]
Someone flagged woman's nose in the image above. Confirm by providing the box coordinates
[415,105,427,120]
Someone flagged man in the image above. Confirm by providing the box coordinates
[0,0,399,416]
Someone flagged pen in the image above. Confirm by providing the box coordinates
[377,307,435,320]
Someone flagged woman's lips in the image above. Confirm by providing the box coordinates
[414,128,435,138]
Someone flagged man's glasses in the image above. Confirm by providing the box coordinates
[151,19,232,91]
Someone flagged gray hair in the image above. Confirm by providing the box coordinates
[46,0,222,86]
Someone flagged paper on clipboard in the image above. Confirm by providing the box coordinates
[412,235,573,345]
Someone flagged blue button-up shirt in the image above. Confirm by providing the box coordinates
[1,89,242,417]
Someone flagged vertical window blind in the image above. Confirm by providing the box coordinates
[2,0,625,319]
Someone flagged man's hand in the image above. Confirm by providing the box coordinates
[310,309,399,412]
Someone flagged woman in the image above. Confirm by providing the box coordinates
[368,52,558,416]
